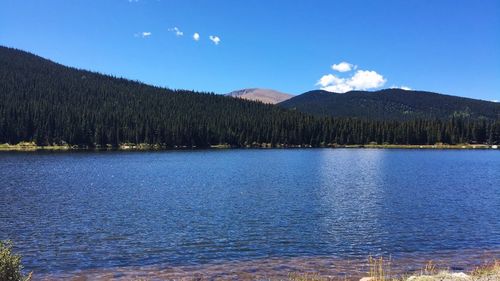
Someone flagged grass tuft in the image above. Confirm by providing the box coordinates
[470,259,500,277]
[368,256,394,281]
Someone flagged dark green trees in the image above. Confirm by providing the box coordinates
[0,46,499,148]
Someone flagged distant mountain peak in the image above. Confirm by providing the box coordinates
[226,88,293,104]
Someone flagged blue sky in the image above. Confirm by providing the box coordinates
[0,0,499,101]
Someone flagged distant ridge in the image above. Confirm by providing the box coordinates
[1,45,498,147]
[278,89,500,120]
[227,88,293,104]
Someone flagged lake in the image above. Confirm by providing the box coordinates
[0,149,499,279]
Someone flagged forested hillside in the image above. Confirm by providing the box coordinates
[0,46,499,147]
[279,89,500,120]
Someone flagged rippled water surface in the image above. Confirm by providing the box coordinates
[0,149,499,277]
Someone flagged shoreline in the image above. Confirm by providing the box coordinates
[1,142,498,152]
[32,252,499,281]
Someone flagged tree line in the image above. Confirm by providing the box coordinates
[1,46,499,147]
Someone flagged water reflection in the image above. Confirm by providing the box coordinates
[315,150,388,257]
[0,150,499,277]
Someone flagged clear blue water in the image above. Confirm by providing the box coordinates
[0,149,499,274]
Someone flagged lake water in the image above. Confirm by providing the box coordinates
[0,149,499,279]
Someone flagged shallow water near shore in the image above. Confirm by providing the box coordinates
[1,149,499,279]
[36,249,500,280]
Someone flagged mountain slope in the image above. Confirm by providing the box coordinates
[0,46,321,147]
[278,89,500,120]
[0,46,498,146]
[227,88,293,104]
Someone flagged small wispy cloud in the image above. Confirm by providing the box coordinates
[331,61,356,72]
[168,27,183,36]
[128,0,139,2]
[391,85,412,91]
[209,35,221,45]
[134,31,152,38]
[193,32,200,41]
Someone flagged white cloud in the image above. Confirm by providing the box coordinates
[317,70,386,93]
[136,32,151,38]
[317,74,344,87]
[492,100,499,103]
[193,32,200,41]
[209,35,221,45]
[322,83,354,94]
[391,85,412,91]
[348,70,386,90]
[168,27,183,36]
[331,61,356,72]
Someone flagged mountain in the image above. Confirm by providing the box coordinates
[226,88,293,104]
[279,89,500,120]
[0,46,498,146]
[0,46,319,147]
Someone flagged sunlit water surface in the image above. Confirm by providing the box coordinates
[0,149,499,279]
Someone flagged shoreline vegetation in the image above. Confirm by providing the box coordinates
[2,241,499,281]
[0,142,498,152]
[357,257,500,281]
[287,258,500,281]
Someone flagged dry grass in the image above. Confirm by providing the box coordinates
[470,259,500,278]
[363,257,500,281]
[422,261,437,276]
[367,256,394,281]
